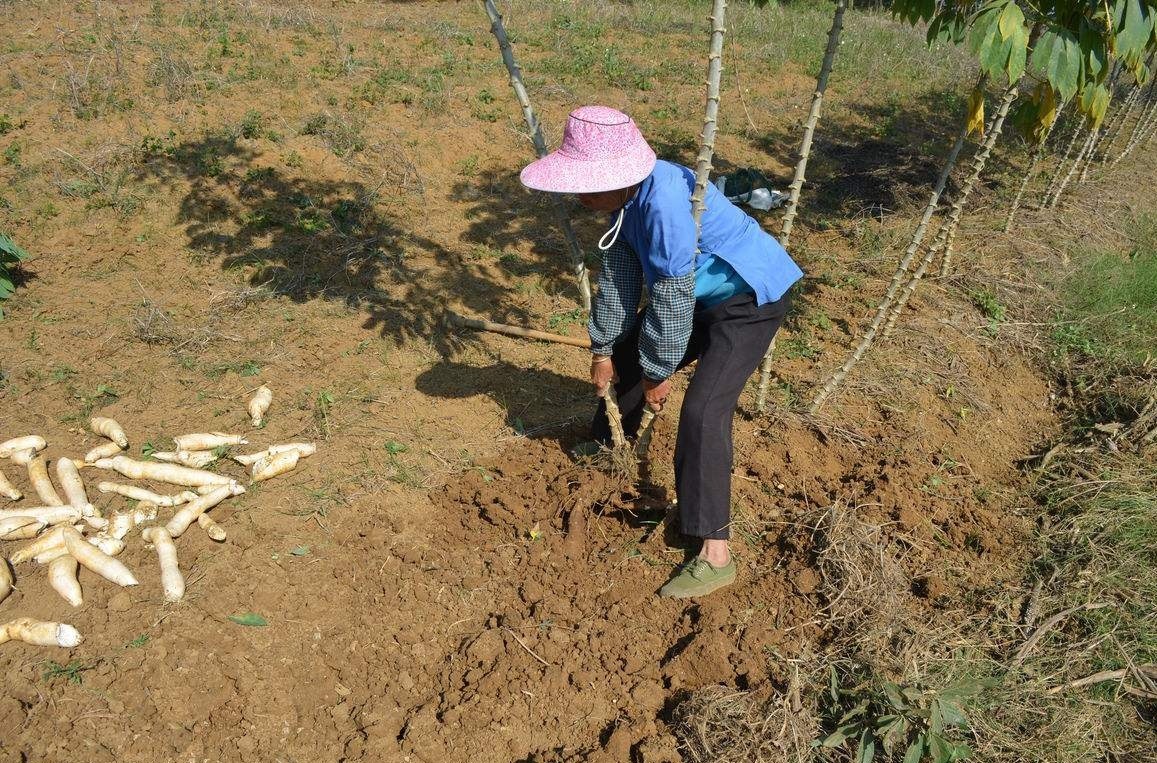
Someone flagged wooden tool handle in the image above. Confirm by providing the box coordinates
[445,310,591,348]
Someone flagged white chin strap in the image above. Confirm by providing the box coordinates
[597,207,625,251]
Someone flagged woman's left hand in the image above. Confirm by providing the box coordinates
[642,377,671,412]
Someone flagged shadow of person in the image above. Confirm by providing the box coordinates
[415,359,594,444]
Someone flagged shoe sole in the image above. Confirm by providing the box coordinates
[659,574,736,599]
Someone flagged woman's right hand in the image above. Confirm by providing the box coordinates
[591,355,615,395]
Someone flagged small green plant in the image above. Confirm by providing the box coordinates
[3,142,22,166]
[817,667,982,763]
[547,308,585,331]
[0,232,30,318]
[125,633,150,649]
[969,289,1006,335]
[42,660,92,685]
[238,109,265,139]
[384,440,423,487]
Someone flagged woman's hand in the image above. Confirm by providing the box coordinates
[591,355,615,394]
[642,377,671,411]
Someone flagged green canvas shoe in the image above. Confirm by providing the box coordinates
[658,557,736,599]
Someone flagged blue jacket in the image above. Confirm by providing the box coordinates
[588,161,803,379]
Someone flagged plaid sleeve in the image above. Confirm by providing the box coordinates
[588,239,643,356]
[639,273,694,380]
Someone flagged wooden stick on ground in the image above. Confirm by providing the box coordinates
[445,310,591,348]
[1011,601,1113,668]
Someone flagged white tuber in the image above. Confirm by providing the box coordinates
[84,440,124,463]
[89,417,129,448]
[248,385,273,427]
[97,482,196,507]
[55,458,92,514]
[172,432,247,451]
[0,436,46,459]
[0,558,11,604]
[0,466,22,500]
[9,525,72,564]
[0,505,82,527]
[92,456,232,487]
[61,527,137,587]
[196,482,244,496]
[0,516,46,540]
[105,503,159,541]
[166,485,235,537]
[26,456,65,506]
[152,450,218,468]
[197,513,226,542]
[0,618,82,648]
[233,442,316,466]
[9,448,35,467]
[48,556,83,607]
[251,449,300,482]
[142,527,184,602]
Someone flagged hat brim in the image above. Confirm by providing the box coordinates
[520,148,657,194]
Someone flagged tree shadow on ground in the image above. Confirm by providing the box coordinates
[415,359,592,441]
[134,131,534,355]
[749,87,996,221]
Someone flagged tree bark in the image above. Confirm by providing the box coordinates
[483,0,591,311]
[807,75,986,413]
[690,0,729,234]
[756,0,845,415]
[1004,108,1060,233]
[1040,119,1085,206]
[1049,126,1094,209]
[779,0,846,250]
[881,77,1021,334]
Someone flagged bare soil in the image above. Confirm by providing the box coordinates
[0,1,1092,760]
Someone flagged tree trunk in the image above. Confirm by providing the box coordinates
[483,0,591,311]
[757,0,845,415]
[1077,127,1102,183]
[1040,119,1085,206]
[873,78,1020,337]
[1004,109,1060,233]
[1112,78,1157,166]
[1049,126,1094,209]
[690,0,728,233]
[779,0,846,250]
[807,74,986,413]
[1098,84,1141,165]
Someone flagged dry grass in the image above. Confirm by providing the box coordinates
[673,684,818,763]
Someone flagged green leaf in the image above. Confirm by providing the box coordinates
[0,232,29,261]
[930,698,945,733]
[820,728,848,748]
[289,545,311,556]
[904,735,926,763]
[937,698,969,727]
[882,716,910,756]
[857,729,876,763]
[997,2,1024,41]
[883,682,909,711]
[1042,29,1082,102]
[929,733,954,763]
[1115,0,1152,60]
[1005,23,1028,80]
[228,612,268,627]
[953,742,973,760]
[838,700,870,725]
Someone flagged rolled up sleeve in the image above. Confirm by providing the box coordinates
[639,273,694,380]
[588,239,643,356]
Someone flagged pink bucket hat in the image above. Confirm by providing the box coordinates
[520,106,657,194]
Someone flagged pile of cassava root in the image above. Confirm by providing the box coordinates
[0,384,316,648]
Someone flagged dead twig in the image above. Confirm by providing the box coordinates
[503,627,550,667]
[1011,602,1114,668]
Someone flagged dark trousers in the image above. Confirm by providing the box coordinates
[592,291,791,540]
